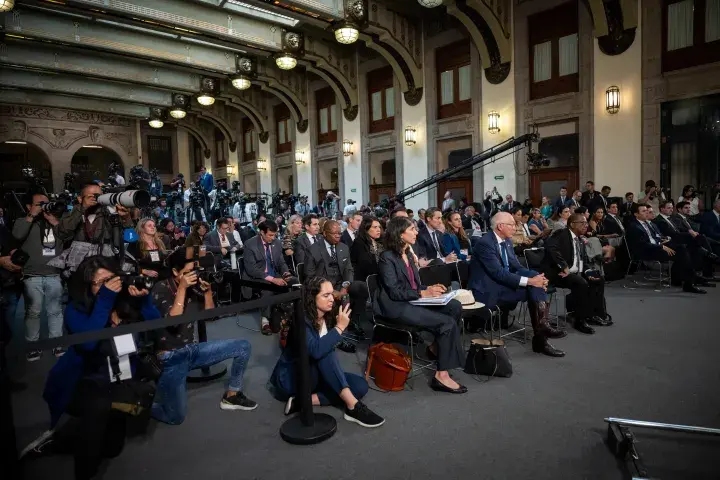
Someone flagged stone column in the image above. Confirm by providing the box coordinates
[176,129,191,179]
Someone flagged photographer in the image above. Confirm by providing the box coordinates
[58,183,134,245]
[150,249,257,424]
[185,183,207,223]
[159,218,185,250]
[13,193,73,361]
[40,256,158,480]
[126,218,170,281]
[152,197,170,222]
[640,179,666,213]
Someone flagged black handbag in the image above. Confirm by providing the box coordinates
[463,338,513,378]
[108,356,157,416]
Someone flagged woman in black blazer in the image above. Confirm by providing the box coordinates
[374,217,467,394]
[350,216,383,281]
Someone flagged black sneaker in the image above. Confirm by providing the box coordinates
[26,350,42,362]
[19,430,54,460]
[343,401,385,428]
[284,396,301,416]
[52,347,65,358]
[220,392,258,411]
[337,339,356,354]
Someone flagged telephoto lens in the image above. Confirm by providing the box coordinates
[40,201,66,215]
[96,190,151,208]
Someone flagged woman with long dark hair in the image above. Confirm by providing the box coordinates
[268,276,385,428]
[39,256,160,480]
[183,221,209,247]
[550,206,571,231]
[375,217,467,394]
[159,218,185,250]
[350,215,384,281]
[442,211,471,261]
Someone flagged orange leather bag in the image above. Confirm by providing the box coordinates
[365,343,412,392]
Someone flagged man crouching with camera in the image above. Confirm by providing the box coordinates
[150,249,257,425]
[59,183,135,245]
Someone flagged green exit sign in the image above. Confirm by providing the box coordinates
[350,188,357,192]
[494,175,505,180]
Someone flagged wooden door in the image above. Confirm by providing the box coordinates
[437,179,473,208]
[529,167,578,206]
[370,183,396,204]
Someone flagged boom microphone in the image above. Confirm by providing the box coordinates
[97,190,151,208]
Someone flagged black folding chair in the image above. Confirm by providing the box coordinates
[418,263,455,289]
[296,262,305,283]
[522,247,567,330]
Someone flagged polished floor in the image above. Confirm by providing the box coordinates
[12,283,720,480]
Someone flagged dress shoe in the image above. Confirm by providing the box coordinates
[683,284,707,294]
[587,316,610,327]
[538,326,567,339]
[430,376,468,394]
[597,314,614,326]
[532,337,565,357]
[337,339,357,353]
[574,320,595,335]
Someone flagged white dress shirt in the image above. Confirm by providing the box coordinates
[426,227,443,260]
[347,228,356,242]
[232,230,243,246]
[659,214,677,231]
[305,232,317,245]
[609,214,625,232]
[568,230,583,274]
[493,232,528,287]
[641,221,657,244]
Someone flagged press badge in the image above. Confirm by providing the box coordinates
[149,251,160,262]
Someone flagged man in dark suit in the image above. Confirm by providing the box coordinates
[501,194,521,213]
[416,208,457,263]
[468,212,566,357]
[568,190,582,209]
[626,204,705,294]
[588,185,611,214]
[461,205,484,232]
[552,187,571,215]
[580,181,597,207]
[543,214,610,334]
[305,220,368,346]
[603,202,626,236]
[619,192,636,218]
[241,220,295,334]
[341,213,362,247]
[700,199,720,241]
[204,218,241,258]
[294,213,320,266]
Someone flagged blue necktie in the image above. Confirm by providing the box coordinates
[500,242,510,271]
[265,243,276,277]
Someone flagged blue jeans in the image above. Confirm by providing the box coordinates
[23,275,64,342]
[152,339,251,425]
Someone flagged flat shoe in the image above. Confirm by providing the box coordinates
[430,377,467,394]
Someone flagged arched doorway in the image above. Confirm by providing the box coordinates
[0,140,53,191]
[71,146,125,186]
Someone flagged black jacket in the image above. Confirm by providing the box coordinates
[603,215,625,236]
[374,250,425,320]
[304,240,353,290]
[626,219,664,257]
[416,227,446,260]
[350,236,380,282]
[340,229,355,248]
[542,228,589,280]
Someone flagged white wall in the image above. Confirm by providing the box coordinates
[402,98,430,212]
[176,129,191,180]
[481,61,517,198]
[341,115,364,205]
[295,128,312,197]
[593,1,642,197]
[258,139,272,194]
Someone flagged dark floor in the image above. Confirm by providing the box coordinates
[12,283,720,480]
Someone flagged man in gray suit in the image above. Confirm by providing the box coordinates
[241,220,296,334]
[294,213,320,266]
[305,220,368,345]
[204,218,242,259]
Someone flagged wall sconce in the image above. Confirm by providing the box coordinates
[606,85,620,114]
[404,126,417,146]
[226,164,236,177]
[295,150,305,165]
[256,158,267,171]
[342,140,353,157]
[488,111,500,134]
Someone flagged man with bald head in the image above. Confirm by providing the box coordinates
[468,212,566,357]
[305,220,369,348]
[543,213,610,335]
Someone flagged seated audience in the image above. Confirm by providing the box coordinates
[268,276,384,428]
[127,218,170,281]
[674,201,704,236]
[41,256,159,480]
[552,187,570,214]
[350,215,384,281]
[226,216,244,248]
[159,218,185,250]
[282,214,303,270]
[700,199,720,242]
[588,207,616,241]
[341,213,362,246]
[626,203,705,294]
[511,207,547,253]
[603,202,626,236]
[549,206,571,231]
[620,192,636,218]
[241,220,295,334]
[528,208,549,235]
[295,213,320,266]
[374,217,467,393]
[183,221,209,247]
[543,214,611,334]
[461,205,484,232]
[677,185,700,216]
[443,211,472,261]
[203,218,241,260]
[468,212,566,357]
[540,197,553,219]
[151,250,257,425]
[305,220,367,341]
[416,207,458,264]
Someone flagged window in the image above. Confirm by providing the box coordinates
[275,104,292,154]
[528,2,579,100]
[191,136,204,172]
[436,42,472,119]
[214,127,227,169]
[316,87,337,145]
[663,0,720,71]
[147,135,172,174]
[242,118,255,162]
[367,66,395,133]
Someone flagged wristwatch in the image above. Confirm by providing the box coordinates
[341,281,351,290]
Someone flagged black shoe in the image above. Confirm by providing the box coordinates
[19,430,54,460]
[429,376,468,394]
[347,321,365,338]
[598,314,614,326]
[587,316,610,327]
[337,339,356,353]
[344,401,385,428]
[532,338,565,357]
[284,396,301,416]
[539,326,567,339]
[683,284,707,294]
[26,350,42,362]
[220,392,258,411]
[574,320,595,335]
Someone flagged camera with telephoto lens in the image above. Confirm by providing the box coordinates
[96,190,151,208]
[40,201,67,216]
[189,184,205,208]
[122,274,155,291]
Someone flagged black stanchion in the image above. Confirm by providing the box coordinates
[0,322,22,479]
[186,319,227,382]
[279,289,337,445]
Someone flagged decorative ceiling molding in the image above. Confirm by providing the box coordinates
[175,116,213,159]
[194,103,238,149]
[222,94,268,137]
[303,37,358,111]
[0,90,149,118]
[594,0,638,56]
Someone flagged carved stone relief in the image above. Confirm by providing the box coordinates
[0,105,133,127]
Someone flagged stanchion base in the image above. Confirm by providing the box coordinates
[279,413,337,445]
[186,364,227,383]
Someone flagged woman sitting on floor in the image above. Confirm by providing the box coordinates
[374,216,467,394]
[268,276,385,428]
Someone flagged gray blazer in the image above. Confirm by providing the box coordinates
[294,232,318,265]
[304,239,353,290]
[241,235,289,281]
[203,229,240,256]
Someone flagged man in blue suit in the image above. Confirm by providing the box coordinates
[468,212,566,357]
[198,166,214,214]
[552,186,571,215]
[700,199,720,242]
